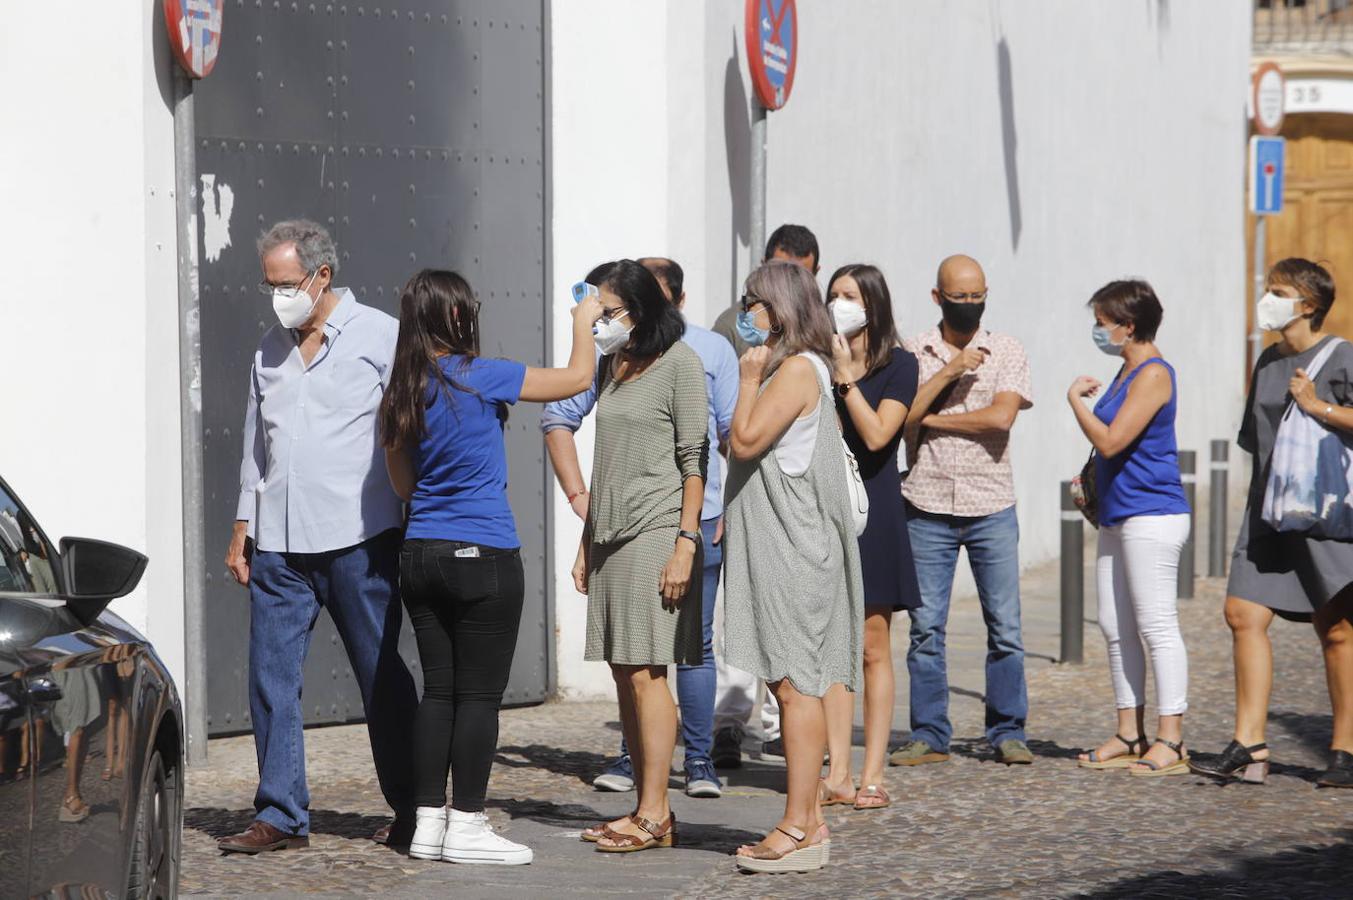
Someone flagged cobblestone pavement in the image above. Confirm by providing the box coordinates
[181,562,1351,898]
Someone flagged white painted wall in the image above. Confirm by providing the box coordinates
[549,0,1252,697]
[0,6,185,688]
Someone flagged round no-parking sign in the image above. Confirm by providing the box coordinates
[745,0,797,111]
[164,0,224,79]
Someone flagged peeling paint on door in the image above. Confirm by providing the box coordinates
[200,173,234,263]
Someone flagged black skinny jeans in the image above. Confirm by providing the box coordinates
[400,539,525,811]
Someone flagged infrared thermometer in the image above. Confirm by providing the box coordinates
[571,281,598,304]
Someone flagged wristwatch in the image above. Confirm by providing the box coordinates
[676,529,702,549]
[834,381,856,399]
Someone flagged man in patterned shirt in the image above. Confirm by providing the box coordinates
[892,254,1035,768]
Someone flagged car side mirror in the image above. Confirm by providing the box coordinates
[58,537,148,622]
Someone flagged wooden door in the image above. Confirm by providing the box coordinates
[1247,114,1353,369]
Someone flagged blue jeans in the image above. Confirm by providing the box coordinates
[905,504,1027,751]
[619,517,721,768]
[249,529,418,835]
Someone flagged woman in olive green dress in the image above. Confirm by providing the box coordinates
[572,260,709,852]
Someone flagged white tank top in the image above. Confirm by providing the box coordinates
[774,353,830,477]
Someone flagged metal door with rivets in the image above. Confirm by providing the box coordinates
[193,1,550,734]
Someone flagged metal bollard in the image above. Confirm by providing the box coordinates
[1208,440,1229,578]
[1060,481,1084,664]
[1178,450,1197,599]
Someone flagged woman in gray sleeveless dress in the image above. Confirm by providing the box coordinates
[1191,258,1353,789]
[723,261,865,873]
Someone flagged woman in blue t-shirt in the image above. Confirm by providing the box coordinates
[1067,279,1192,777]
[379,269,602,865]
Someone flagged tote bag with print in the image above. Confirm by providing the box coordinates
[1261,338,1353,538]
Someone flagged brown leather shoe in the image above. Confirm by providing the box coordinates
[217,820,309,854]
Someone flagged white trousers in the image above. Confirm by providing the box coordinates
[1095,513,1190,716]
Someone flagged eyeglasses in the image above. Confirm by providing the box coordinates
[739,293,767,313]
[938,289,988,303]
[257,271,315,296]
[599,307,629,325]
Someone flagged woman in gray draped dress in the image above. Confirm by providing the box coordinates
[723,260,865,873]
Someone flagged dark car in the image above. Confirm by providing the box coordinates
[0,475,182,898]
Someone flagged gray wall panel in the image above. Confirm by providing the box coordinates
[194,0,547,734]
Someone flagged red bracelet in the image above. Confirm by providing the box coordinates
[567,488,589,503]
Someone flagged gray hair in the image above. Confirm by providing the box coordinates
[257,219,339,276]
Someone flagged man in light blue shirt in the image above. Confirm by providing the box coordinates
[219,220,417,854]
[542,257,737,798]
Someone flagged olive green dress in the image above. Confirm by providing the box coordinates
[584,342,710,665]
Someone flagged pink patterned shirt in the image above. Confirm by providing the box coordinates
[901,327,1033,517]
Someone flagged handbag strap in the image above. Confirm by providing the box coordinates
[1281,337,1345,423]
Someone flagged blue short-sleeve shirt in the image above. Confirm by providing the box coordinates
[406,355,527,548]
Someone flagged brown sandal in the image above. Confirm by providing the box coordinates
[817,779,856,807]
[581,810,635,843]
[594,812,677,853]
[853,784,890,810]
[735,824,827,873]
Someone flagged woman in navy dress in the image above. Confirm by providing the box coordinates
[819,264,921,810]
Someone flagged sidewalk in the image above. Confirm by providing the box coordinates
[180,539,1351,898]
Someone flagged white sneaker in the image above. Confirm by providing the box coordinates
[408,806,447,860]
[442,809,533,865]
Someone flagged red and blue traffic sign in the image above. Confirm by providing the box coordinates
[745,0,797,111]
[164,0,224,80]
[1249,135,1285,216]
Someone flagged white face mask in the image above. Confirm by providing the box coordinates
[829,299,868,337]
[593,311,633,355]
[1256,291,1301,333]
[272,270,321,329]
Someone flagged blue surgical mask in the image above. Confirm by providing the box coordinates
[1092,323,1124,356]
[736,309,770,347]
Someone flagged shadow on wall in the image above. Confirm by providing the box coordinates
[1149,0,1172,55]
[996,36,1021,252]
[724,32,752,303]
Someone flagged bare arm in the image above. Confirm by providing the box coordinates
[385,446,417,502]
[730,354,818,460]
[519,296,604,402]
[840,392,909,452]
[544,428,591,519]
[1068,366,1172,458]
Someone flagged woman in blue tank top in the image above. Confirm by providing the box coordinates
[1067,280,1192,776]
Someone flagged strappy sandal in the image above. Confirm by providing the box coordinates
[1130,738,1190,777]
[581,810,635,843]
[853,784,890,810]
[594,812,677,853]
[817,779,856,807]
[59,795,90,823]
[735,824,827,874]
[1189,740,1269,784]
[1078,734,1148,770]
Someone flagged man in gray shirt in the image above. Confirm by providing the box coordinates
[218,220,417,854]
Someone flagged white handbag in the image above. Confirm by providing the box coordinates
[1261,337,1353,538]
[809,356,870,536]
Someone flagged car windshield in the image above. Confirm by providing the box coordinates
[0,481,60,595]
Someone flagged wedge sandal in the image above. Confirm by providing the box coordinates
[1130,738,1190,777]
[1078,734,1148,770]
[735,825,827,874]
[594,812,676,853]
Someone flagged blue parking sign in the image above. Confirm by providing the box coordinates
[1250,136,1285,216]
